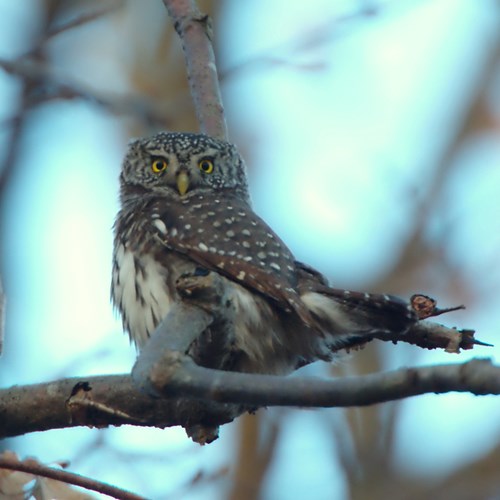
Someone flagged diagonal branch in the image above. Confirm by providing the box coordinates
[0,452,145,500]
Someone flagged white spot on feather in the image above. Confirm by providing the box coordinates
[153,219,167,234]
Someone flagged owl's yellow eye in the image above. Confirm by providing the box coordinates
[198,158,214,174]
[151,158,168,173]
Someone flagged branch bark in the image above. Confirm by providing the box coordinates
[2,358,499,440]
[0,451,145,500]
[163,0,228,139]
[3,272,488,441]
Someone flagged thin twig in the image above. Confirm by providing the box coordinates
[20,0,125,58]
[0,453,146,500]
[163,0,228,139]
[0,58,171,128]
[47,1,124,40]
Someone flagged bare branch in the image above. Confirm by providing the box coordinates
[2,358,499,441]
[0,373,236,440]
[46,1,124,40]
[132,271,244,444]
[150,351,500,407]
[163,0,228,139]
[367,320,490,353]
[0,58,171,127]
[1,273,494,440]
[0,452,146,500]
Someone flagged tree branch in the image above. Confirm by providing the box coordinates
[132,271,244,444]
[0,57,171,128]
[163,0,228,139]
[0,373,236,440]
[1,267,493,441]
[147,352,500,406]
[0,452,145,500]
[2,358,498,440]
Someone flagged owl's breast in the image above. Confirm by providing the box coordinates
[111,242,176,348]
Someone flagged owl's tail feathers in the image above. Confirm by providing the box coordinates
[300,289,416,348]
[294,261,491,356]
[294,260,417,341]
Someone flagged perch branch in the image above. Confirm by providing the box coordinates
[150,351,500,407]
[2,359,499,440]
[163,0,228,139]
[0,373,236,440]
[132,271,244,443]
[3,268,493,441]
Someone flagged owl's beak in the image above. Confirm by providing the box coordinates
[176,171,190,196]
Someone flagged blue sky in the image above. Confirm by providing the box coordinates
[1,1,499,498]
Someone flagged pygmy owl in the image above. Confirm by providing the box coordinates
[111,132,416,374]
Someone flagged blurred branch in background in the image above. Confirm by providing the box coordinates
[329,23,500,500]
[0,451,145,500]
[0,57,172,129]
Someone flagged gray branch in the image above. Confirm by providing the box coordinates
[3,271,495,442]
[1,357,499,441]
[163,0,228,139]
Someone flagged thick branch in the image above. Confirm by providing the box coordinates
[0,373,235,439]
[132,271,243,443]
[150,355,500,406]
[1,360,499,439]
[163,0,228,139]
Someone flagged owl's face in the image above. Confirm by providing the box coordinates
[120,132,250,202]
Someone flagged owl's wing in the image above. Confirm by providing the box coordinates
[150,196,315,325]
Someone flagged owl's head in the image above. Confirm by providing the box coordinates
[120,132,250,203]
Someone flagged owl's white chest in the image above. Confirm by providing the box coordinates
[112,244,171,347]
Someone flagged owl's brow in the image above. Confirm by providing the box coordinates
[145,148,171,156]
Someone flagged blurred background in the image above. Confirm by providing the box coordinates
[1,0,499,498]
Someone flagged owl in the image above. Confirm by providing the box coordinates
[111,132,416,375]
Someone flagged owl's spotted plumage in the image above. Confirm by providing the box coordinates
[112,132,416,374]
